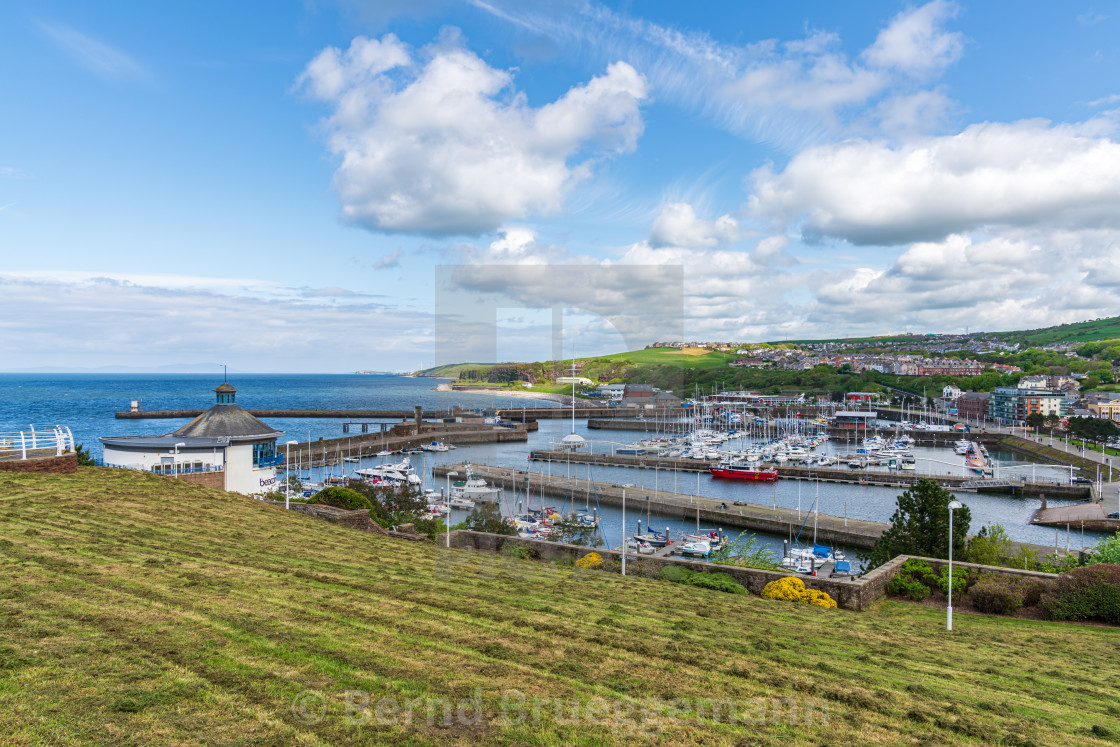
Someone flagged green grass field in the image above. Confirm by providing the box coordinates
[3,468,1119,745]
[593,347,734,370]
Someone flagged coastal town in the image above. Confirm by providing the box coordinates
[6,1,1120,744]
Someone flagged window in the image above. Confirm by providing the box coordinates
[253,443,280,468]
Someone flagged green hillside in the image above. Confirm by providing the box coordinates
[987,316,1120,346]
[781,316,1120,347]
[2,468,1119,745]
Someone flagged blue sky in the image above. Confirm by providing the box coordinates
[2,1,1119,371]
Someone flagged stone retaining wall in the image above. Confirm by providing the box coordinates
[0,452,78,474]
[440,530,881,610]
[177,470,225,490]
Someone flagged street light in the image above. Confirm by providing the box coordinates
[285,440,298,510]
[947,499,963,631]
[445,471,458,548]
[172,442,186,478]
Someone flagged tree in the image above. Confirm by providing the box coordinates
[459,502,515,536]
[72,443,96,466]
[1026,412,1047,429]
[861,479,971,570]
[966,524,1014,567]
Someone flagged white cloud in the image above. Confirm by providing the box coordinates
[468,1,965,149]
[748,116,1120,245]
[297,33,647,236]
[0,272,428,372]
[373,249,403,269]
[873,89,954,137]
[38,22,151,82]
[649,202,743,248]
[863,1,964,75]
[1089,93,1120,107]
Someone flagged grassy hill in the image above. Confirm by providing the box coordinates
[592,347,735,370]
[986,316,1120,346]
[415,347,734,379]
[3,468,1119,745]
[781,316,1120,347]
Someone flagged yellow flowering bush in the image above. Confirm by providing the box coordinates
[801,589,838,608]
[761,576,806,601]
[760,577,837,608]
[575,552,603,569]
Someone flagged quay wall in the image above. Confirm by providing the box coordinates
[525,449,1092,499]
[116,409,471,420]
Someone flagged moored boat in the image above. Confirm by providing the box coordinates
[709,463,779,482]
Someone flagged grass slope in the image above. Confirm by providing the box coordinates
[781,316,1120,347]
[593,347,734,370]
[2,468,1119,745]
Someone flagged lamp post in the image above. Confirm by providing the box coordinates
[445,471,458,548]
[947,499,963,631]
[621,487,627,576]
[285,440,298,510]
[172,442,185,478]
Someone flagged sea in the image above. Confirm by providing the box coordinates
[1,373,1107,564]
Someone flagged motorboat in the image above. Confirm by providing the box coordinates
[354,457,421,486]
[450,466,501,502]
[420,441,450,452]
[709,463,779,482]
[624,538,657,555]
[448,495,475,510]
[677,540,711,558]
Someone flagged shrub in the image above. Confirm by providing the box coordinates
[659,565,747,594]
[887,558,937,600]
[762,576,806,601]
[501,542,540,561]
[970,575,1026,615]
[1087,532,1120,565]
[1041,564,1120,624]
[688,571,747,595]
[311,487,372,511]
[1036,552,1079,574]
[575,552,604,569]
[760,577,837,608]
[887,575,930,601]
[937,566,973,596]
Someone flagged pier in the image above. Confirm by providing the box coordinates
[115,408,476,420]
[525,449,1093,498]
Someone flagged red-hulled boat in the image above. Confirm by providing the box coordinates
[709,464,779,482]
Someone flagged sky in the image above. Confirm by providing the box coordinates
[2,1,1119,372]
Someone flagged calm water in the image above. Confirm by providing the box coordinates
[2,373,1106,560]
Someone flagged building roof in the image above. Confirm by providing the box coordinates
[173,404,283,441]
[100,435,229,449]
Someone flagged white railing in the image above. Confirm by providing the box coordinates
[0,425,75,461]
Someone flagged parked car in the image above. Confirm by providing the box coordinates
[1071,476,1092,485]
[1108,512,1119,519]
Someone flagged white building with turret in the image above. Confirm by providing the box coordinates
[100,381,285,494]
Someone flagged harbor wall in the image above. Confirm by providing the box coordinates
[524,450,1093,499]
